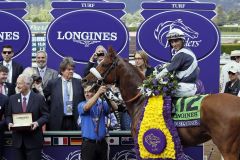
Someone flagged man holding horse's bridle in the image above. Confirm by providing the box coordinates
[156,28,203,99]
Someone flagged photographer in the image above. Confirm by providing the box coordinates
[83,45,107,77]
[31,74,44,96]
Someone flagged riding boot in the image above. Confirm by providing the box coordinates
[171,97,179,114]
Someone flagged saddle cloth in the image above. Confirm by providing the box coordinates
[172,95,208,127]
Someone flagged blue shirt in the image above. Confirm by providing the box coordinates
[78,99,109,140]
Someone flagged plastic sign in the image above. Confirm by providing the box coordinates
[47,10,128,64]
[0,10,30,59]
[137,10,219,63]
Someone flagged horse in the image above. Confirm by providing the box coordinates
[82,47,240,160]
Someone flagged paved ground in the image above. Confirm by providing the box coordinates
[204,141,222,160]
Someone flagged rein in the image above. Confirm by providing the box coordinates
[124,92,142,103]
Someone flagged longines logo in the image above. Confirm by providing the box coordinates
[154,19,201,48]
[0,31,20,42]
[57,31,117,47]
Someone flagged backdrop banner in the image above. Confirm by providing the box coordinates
[0,0,31,68]
[46,0,129,76]
[136,0,220,94]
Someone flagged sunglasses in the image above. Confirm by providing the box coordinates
[2,51,12,55]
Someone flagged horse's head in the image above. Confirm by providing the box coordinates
[82,46,119,89]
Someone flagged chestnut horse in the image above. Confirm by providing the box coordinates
[82,47,240,160]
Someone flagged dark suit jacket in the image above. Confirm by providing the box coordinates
[3,82,15,97]
[145,66,154,78]
[83,61,97,77]
[0,94,8,157]
[5,92,49,149]
[44,77,85,130]
[224,79,240,96]
[0,94,8,131]
[0,61,24,85]
[33,67,58,89]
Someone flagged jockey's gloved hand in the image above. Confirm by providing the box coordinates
[155,68,168,80]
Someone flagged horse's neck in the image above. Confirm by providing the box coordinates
[117,61,143,101]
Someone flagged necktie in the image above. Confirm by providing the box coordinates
[39,69,44,79]
[22,97,27,112]
[5,63,9,69]
[63,81,69,114]
[5,64,10,82]
[0,84,2,94]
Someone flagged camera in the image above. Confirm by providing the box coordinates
[96,52,105,57]
[32,74,42,84]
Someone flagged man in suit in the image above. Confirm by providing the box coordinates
[0,65,15,96]
[0,93,8,159]
[44,57,85,130]
[6,74,49,160]
[0,45,24,85]
[34,50,58,89]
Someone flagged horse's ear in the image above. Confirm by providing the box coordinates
[108,46,117,59]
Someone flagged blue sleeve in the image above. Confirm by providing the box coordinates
[78,101,88,115]
[103,101,110,115]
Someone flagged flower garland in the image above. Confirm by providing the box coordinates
[137,95,175,159]
[135,69,185,159]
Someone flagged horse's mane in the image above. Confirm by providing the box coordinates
[120,57,145,80]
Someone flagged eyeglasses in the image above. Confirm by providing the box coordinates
[2,51,12,55]
[134,58,143,61]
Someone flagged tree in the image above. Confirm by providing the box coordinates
[227,9,240,24]
[24,0,52,22]
[213,5,227,26]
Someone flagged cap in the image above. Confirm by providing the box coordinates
[228,66,238,74]
[230,50,240,57]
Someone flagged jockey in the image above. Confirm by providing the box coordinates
[156,28,201,98]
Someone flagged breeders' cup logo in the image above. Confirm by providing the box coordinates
[57,31,117,47]
[112,149,137,160]
[137,11,219,62]
[154,19,201,48]
[47,10,128,63]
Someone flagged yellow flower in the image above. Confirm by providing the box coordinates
[138,95,176,159]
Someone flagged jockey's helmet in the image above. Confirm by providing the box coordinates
[166,28,185,41]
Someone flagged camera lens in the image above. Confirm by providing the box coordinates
[97,53,105,57]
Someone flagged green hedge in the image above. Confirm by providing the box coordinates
[221,43,240,54]
[218,26,240,32]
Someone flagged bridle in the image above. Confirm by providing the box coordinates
[89,57,119,89]
[89,56,142,104]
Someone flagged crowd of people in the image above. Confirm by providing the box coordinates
[0,28,240,160]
